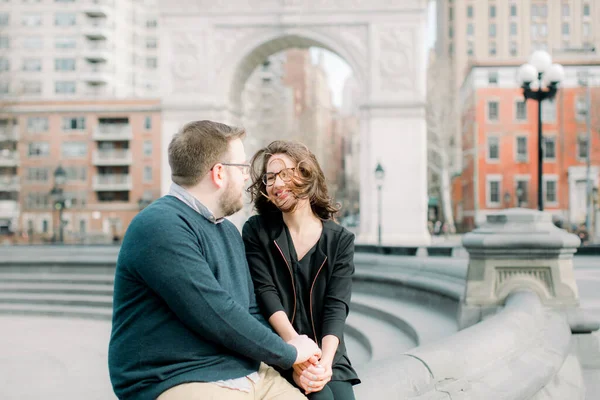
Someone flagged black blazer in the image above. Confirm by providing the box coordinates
[242,213,360,384]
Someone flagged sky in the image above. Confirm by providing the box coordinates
[311,0,437,108]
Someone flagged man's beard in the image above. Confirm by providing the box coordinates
[219,181,244,217]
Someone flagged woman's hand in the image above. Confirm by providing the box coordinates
[298,362,332,394]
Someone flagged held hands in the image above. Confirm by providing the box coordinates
[287,335,322,364]
[293,361,333,395]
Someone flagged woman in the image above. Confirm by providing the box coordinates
[242,140,360,400]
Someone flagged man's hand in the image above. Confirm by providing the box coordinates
[287,335,321,364]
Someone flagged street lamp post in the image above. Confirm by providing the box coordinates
[518,51,565,211]
[374,162,385,247]
[50,165,67,244]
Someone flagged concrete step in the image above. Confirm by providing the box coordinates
[351,292,458,345]
[0,282,114,296]
[0,303,112,320]
[0,272,114,285]
[0,292,113,308]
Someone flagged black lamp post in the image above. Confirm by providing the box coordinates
[518,51,565,211]
[374,162,385,247]
[50,165,67,244]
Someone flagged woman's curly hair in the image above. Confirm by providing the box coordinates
[247,140,341,220]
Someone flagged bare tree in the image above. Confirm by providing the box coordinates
[426,54,456,234]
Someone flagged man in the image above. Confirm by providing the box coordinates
[108,120,320,400]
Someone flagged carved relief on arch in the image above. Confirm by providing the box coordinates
[377,25,416,95]
[169,30,210,94]
[494,267,555,302]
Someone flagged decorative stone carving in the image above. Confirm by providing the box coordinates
[378,25,415,94]
[168,30,210,94]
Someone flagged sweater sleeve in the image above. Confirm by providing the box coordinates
[132,215,296,370]
[242,219,287,319]
[321,231,355,341]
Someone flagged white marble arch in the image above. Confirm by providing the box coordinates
[158,1,431,246]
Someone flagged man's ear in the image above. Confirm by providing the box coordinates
[210,164,226,189]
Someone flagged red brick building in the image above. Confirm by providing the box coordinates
[455,62,600,232]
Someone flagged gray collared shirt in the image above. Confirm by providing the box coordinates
[166,182,260,392]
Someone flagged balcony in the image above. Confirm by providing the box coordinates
[81,64,112,85]
[92,149,132,166]
[92,124,132,141]
[83,0,111,18]
[93,174,132,191]
[82,18,113,40]
[0,176,20,192]
[0,126,19,142]
[0,200,19,220]
[83,40,112,63]
[0,150,19,167]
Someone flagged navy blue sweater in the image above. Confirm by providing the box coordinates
[108,196,297,400]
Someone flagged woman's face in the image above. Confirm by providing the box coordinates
[265,153,299,212]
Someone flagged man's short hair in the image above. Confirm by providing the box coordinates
[168,120,246,187]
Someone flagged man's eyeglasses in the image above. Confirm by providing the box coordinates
[262,168,296,187]
[219,163,251,175]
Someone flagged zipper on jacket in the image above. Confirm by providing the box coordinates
[274,240,297,324]
[309,256,327,345]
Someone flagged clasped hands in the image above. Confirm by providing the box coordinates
[287,335,333,395]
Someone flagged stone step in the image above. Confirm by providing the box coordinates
[0,303,112,320]
[0,292,113,308]
[0,273,114,285]
[351,292,458,345]
[0,282,114,296]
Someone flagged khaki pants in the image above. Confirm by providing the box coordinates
[156,363,307,400]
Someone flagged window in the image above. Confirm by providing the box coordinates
[61,142,87,158]
[583,23,591,37]
[143,141,152,156]
[62,117,85,130]
[467,41,474,56]
[578,135,589,159]
[531,4,538,17]
[55,81,76,94]
[146,37,157,49]
[23,36,42,49]
[448,43,454,55]
[22,58,42,72]
[448,26,453,38]
[487,136,500,161]
[515,179,529,204]
[22,14,42,26]
[0,58,9,71]
[489,5,496,18]
[510,4,517,17]
[562,4,569,17]
[27,117,48,132]
[42,219,48,233]
[562,23,570,36]
[0,13,8,26]
[539,4,547,17]
[146,57,157,69]
[467,5,473,18]
[575,96,587,121]
[55,58,76,71]
[144,116,152,130]
[488,71,498,84]
[448,7,453,21]
[487,177,501,206]
[487,101,499,121]
[80,219,86,234]
[55,36,76,49]
[531,24,538,38]
[0,82,9,94]
[55,12,76,26]
[28,142,50,157]
[144,166,153,182]
[489,23,496,37]
[541,99,556,122]
[146,19,157,28]
[0,36,8,49]
[26,193,50,210]
[544,178,557,204]
[467,23,474,36]
[489,41,496,56]
[26,167,49,182]
[516,101,527,120]
[22,81,42,94]
[510,22,517,36]
[64,166,87,182]
[583,4,590,17]
[540,24,547,37]
[516,136,528,161]
[544,136,556,160]
[510,41,518,56]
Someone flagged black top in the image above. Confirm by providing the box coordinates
[243,213,360,385]
[285,224,319,341]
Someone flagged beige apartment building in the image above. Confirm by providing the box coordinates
[0,99,161,244]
